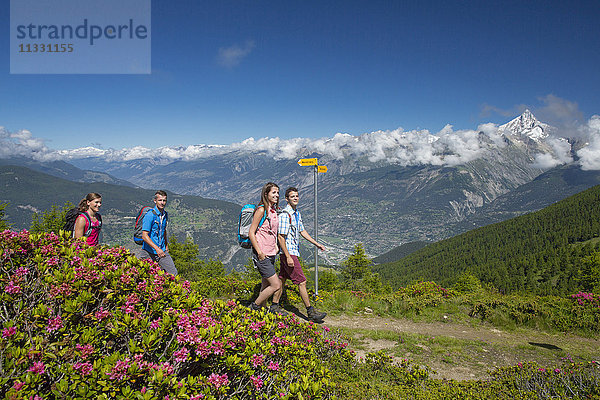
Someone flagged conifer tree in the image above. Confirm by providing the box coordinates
[30,202,73,234]
[0,203,10,231]
[341,243,372,281]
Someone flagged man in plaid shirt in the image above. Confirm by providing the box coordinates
[272,187,327,321]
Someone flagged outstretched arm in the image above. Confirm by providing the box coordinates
[300,230,325,251]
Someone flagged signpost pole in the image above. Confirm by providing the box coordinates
[314,164,318,296]
[296,158,326,298]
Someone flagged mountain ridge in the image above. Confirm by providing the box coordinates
[4,111,600,261]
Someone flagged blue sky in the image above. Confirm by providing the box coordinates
[1,0,599,150]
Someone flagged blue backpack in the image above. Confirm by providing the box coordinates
[237,204,267,248]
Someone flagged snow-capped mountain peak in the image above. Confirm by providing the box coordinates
[498,109,550,142]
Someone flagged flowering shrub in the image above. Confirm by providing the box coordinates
[0,230,349,399]
[390,281,454,313]
[571,291,600,307]
[469,291,600,333]
[489,360,600,399]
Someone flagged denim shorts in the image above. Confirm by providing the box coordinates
[252,252,277,279]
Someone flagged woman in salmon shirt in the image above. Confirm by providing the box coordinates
[247,182,284,313]
[73,192,102,246]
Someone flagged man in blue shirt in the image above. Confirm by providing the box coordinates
[273,187,326,321]
[139,190,177,275]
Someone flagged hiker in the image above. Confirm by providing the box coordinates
[247,182,284,313]
[273,187,327,321]
[73,192,103,246]
[139,190,178,275]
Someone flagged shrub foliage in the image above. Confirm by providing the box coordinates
[2,229,599,399]
[0,230,347,399]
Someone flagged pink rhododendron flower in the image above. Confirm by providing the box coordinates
[73,362,93,375]
[12,381,25,391]
[5,281,21,294]
[250,375,264,389]
[150,318,162,329]
[190,395,205,400]
[2,327,16,338]
[95,307,112,321]
[28,361,45,375]
[46,315,63,332]
[107,359,131,381]
[173,347,189,363]
[46,256,59,266]
[76,344,94,358]
[207,373,229,388]
[251,354,264,367]
[267,361,280,371]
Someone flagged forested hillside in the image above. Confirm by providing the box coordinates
[374,185,600,295]
[372,241,429,264]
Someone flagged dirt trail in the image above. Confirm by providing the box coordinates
[321,314,600,381]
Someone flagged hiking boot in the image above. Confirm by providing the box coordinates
[269,303,289,316]
[307,307,326,322]
[248,302,261,311]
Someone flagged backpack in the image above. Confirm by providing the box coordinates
[133,206,158,245]
[63,208,101,237]
[237,204,267,248]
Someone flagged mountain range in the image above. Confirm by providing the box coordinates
[2,110,600,264]
[63,110,600,261]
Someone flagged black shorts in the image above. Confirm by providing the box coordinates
[252,252,277,279]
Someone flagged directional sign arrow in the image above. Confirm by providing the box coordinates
[297,158,318,166]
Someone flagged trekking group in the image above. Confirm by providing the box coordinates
[242,182,327,322]
[66,190,177,276]
[67,182,327,322]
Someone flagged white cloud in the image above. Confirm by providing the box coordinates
[531,137,574,169]
[4,112,600,171]
[577,115,600,170]
[0,127,57,161]
[0,123,549,168]
[217,40,255,68]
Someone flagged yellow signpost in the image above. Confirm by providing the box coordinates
[297,158,318,166]
[297,159,327,295]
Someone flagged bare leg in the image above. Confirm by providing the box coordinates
[258,278,268,307]
[272,277,287,303]
[298,280,311,308]
[254,274,281,307]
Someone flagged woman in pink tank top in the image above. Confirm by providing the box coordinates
[248,182,283,312]
[74,192,102,246]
